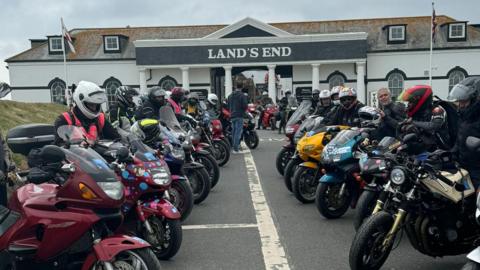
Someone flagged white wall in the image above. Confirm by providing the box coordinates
[292,63,356,83]
[366,49,480,99]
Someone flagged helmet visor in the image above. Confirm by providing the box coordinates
[448,84,473,101]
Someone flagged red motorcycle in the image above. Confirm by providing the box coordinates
[260,104,279,130]
[2,124,160,270]
[96,136,182,261]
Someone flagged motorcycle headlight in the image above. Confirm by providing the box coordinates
[98,181,124,200]
[152,168,171,186]
[390,168,406,185]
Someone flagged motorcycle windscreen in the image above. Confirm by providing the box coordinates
[65,146,118,182]
[159,106,185,134]
[327,129,361,146]
[286,100,312,127]
[373,136,401,155]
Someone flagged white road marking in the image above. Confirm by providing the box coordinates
[182,223,258,230]
[242,142,291,270]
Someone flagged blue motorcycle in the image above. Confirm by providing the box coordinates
[315,127,373,219]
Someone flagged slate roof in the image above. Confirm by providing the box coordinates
[6,15,480,62]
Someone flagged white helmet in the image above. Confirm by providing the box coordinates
[358,106,382,127]
[262,91,268,96]
[319,89,330,99]
[207,93,219,106]
[73,81,107,119]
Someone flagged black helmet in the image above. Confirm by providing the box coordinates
[312,89,320,101]
[115,86,139,108]
[448,76,480,102]
[148,86,167,107]
[138,119,160,145]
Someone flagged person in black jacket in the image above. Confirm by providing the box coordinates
[449,77,480,184]
[109,86,139,129]
[398,85,449,152]
[323,87,364,127]
[313,89,334,117]
[376,87,406,138]
[135,86,167,121]
[54,81,120,145]
[227,81,248,153]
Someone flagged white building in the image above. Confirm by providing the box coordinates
[6,16,480,106]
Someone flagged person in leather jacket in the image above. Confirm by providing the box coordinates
[323,87,364,127]
[109,86,139,129]
[376,87,406,138]
[134,86,167,121]
[448,77,480,184]
[311,89,320,112]
[313,89,334,117]
[399,85,449,151]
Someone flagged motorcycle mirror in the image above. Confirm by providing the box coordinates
[402,133,418,144]
[466,136,480,152]
[116,146,130,162]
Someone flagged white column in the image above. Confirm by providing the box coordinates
[356,62,366,104]
[224,65,232,99]
[181,66,190,91]
[139,68,147,95]
[267,64,276,101]
[311,63,320,91]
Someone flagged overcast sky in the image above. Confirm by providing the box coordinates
[1,0,479,84]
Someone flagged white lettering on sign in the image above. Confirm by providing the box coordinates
[207,46,291,59]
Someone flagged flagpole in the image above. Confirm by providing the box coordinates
[61,17,70,107]
[429,1,434,86]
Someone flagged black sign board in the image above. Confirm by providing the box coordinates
[136,40,367,66]
[295,87,312,100]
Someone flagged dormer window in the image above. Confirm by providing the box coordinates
[48,37,63,54]
[104,36,120,52]
[448,23,466,41]
[386,25,406,44]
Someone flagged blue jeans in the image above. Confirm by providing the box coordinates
[231,117,243,151]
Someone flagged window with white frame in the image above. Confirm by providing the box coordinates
[328,74,345,89]
[388,26,405,42]
[104,78,121,105]
[50,80,66,104]
[388,72,404,99]
[104,36,120,51]
[160,78,177,91]
[448,70,466,92]
[49,37,63,52]
[449,23,466,39]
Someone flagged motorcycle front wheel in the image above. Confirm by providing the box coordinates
[353,190,379,231]
[315,182,352,219]
[349,211,395,270]
[275,147,294,176]
[143,216,182,260]
[90,248,160,270]
[212,140,230,167]
[195,153,220,188]
[244,131,259,149]
[185,167,211,204]
[292,166,320,203]
[169,179,194,222]
[283,157,302,192]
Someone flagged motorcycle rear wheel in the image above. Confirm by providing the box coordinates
[275,147,294,176]
[244,131,259,149]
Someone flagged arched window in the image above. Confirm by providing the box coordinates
[448,69,466,92]
[387,72,404,99]
[328,72,346,89]
[49,78,66,104]
[158,75,178,91]
[103,77,122,106]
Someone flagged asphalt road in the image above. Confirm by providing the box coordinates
[162,129,466,270]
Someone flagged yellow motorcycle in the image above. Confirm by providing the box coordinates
[291,125,349,203]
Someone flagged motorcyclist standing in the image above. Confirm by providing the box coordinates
[323,87,364,127]
[448,77,480,184]
[109,86,139,129]
[134,86,167,121]
[376,87,406,138]
[54,81,120,144]
[313,89,334,117]
[398,85,450,151]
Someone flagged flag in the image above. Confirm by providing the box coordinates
[61,18,76,54]
[431,3,437,43]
